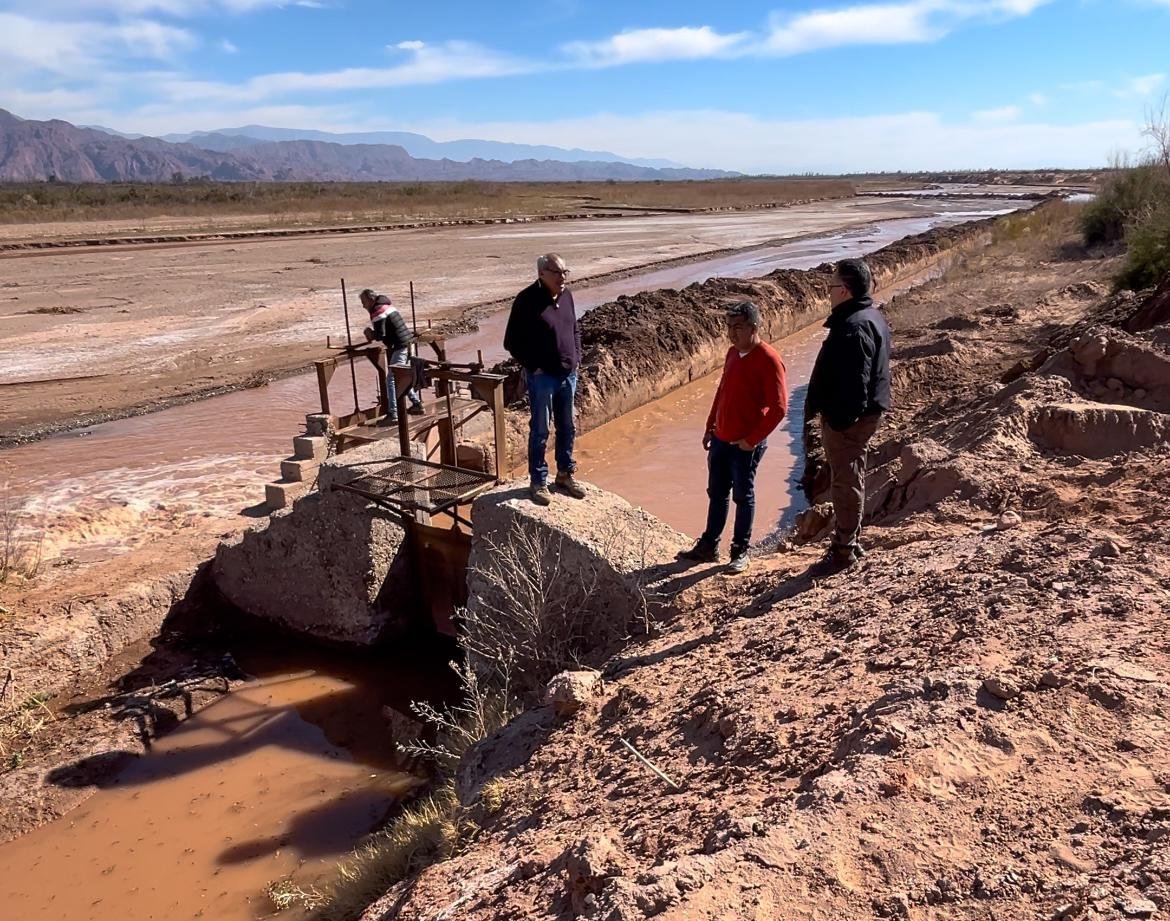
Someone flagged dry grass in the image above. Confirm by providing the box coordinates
[0,672,55,771]
[1,477,44,584]
[0,177,855,228]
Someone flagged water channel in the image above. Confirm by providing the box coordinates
[0,195,1025,920]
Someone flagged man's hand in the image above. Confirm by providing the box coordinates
[362,327,375,342]
[702,430,713,450]
[735,438,755,451]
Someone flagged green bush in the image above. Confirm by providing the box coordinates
[1081,165,1170,245]
[1117,204,1170,291]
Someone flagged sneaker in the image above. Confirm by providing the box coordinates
[554,471,587,499]
[530,484,552,506]
[407,403,424,416]
[679,539,719,563]
[727,547,751,574]
[378,415,399,427]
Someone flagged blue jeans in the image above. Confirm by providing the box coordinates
[700,436,767,552]
[527,370,577,487]
[385,346,421,415]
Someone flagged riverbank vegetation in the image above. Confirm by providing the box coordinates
[0,177,856,226]
[1082,104,1170,289]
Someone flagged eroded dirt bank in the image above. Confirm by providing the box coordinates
[360,208,1170,920]
[495,210,1017,443]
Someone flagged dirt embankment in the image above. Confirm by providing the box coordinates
[363,211,1170,920]
[496,212,1009,438]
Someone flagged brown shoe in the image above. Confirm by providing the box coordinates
[554,471,586,499]
[530,484,552,506]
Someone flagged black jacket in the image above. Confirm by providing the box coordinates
[805,295,891,431]
[368,296,414,351]
[503,281,581,375]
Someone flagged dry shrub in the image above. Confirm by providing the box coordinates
[1,178,854,228]
[463,514,656,705]
[0,673,55,771]
[1,477,44,583]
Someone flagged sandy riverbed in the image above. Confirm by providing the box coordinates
[0,195,986,438]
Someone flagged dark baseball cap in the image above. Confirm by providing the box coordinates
[726,301,760,326]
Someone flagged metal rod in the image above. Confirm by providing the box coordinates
[409,280,419,361]
[340,278,361,415]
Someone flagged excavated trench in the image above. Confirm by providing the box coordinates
[0,197,1032,921]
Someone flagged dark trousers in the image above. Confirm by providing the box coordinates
[821,414,881,553]
[527,370,577,486]
[700,436,767,552]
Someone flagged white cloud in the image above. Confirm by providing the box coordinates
[406,109,1139,174]
[973,104,1021,121]
[1117,73,1167,98]
[220,38,238,53]
[564,26,750,67]
[1028,92,1048,106]
[763,0,1052,55]
[156,40,531,103]
[4,0,314,15]
[0,12,195,75]
[394,40,425,52]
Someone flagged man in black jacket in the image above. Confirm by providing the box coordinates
[804,258,891,568]
[503,253,586,506]
[360,289,423,423]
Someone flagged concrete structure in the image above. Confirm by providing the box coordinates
[465,480,689,701]
[214,438,417,644]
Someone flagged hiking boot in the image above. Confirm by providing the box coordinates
[378,414,399,427]
[529,484,552,506]
[679,539,719,564]
[825,545,860,570]
[727,546,751,574]
[407,403,424,416]
[554,471,587,499]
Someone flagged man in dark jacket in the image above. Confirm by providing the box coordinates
[503,252,586,506]
[804,258,891,568]
[360,289,422,422]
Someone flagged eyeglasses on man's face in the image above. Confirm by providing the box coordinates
[543,266,570,276]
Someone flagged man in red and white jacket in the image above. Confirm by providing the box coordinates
[681,301,788,574]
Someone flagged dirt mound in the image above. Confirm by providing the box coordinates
[495,214,1005,437]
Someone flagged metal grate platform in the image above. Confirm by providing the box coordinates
[332,456,495,516]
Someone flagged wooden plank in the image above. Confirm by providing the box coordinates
[489,380,508,480]
[314,359,336,416]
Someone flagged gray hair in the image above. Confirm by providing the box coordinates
[536,253,566,274]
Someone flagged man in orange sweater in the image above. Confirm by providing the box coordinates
[681,301,788,573]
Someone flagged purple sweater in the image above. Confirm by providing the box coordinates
[503,280,582,375]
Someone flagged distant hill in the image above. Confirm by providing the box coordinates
[160,124,683,169]
[0,110,735,182]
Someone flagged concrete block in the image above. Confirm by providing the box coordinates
[293,435,328,461]
[264,478,311,510]
[280,457,319,483]
[466,479,687,702]
[219,438,420,645]
[305,413,332,437]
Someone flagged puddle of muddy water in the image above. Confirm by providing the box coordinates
[0,636,456,921]
[0,198,1021,564]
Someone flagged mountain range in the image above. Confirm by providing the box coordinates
[1,110,733,183]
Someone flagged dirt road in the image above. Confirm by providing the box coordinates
[0,195,994,438]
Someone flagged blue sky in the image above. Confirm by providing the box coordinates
[1,0,1167,172]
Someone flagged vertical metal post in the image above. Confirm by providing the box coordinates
[340,279,361,415]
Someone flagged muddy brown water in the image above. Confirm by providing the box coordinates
[1,638,457,921]
[0,197,1022,920]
